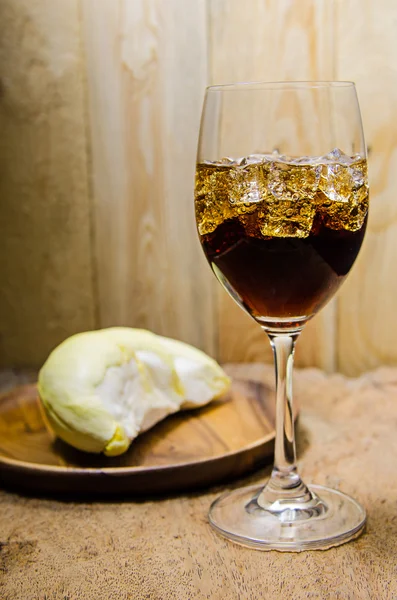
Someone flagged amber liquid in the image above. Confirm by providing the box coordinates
[196,151,369,329]
[200,215,367,328]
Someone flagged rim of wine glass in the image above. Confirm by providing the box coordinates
[206,80,356,92]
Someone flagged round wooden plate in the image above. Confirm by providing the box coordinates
[0,378,278,496]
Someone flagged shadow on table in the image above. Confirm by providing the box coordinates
[0,419,312,504]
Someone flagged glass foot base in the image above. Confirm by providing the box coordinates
[209,483,366,552]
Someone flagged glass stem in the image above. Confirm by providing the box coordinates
[253,331,325,515]
[269,332,300,486]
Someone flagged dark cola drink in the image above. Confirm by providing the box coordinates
[195,150,368,330]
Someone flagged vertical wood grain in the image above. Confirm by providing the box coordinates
[0,0,96,367]
[2,0,394,375]
[208,0,337,369]
[81,0,216,356]
[336,0,397,375]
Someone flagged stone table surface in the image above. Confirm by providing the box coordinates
[0,364,396,600]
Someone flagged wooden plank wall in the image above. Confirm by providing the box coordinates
[0,0,395,376]
[0,0,96,366]
[81,0,215,357]
[336,0,397,375]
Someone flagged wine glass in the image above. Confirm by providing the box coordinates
[195,81,368,551]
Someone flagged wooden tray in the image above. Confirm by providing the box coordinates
[0,378,278,497]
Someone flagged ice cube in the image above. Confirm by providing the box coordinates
[324,148,343,161]
[218,157,241,166]
[260,198,316,238]
[267,161,321,200]
[272,153,289,162]
[227,161,268,213]
[289,155,323,165]
[349,165,365,188]
[240,154,268,166]
[195,162,235,235]
[318,186,369,232]
[319,157,367,203]
[322,148,357,165]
